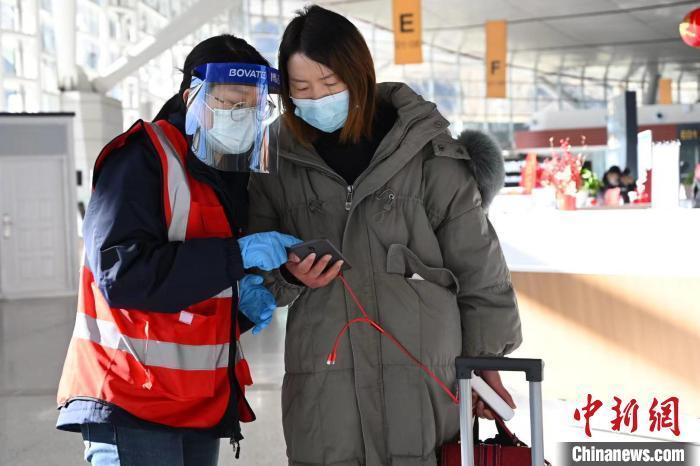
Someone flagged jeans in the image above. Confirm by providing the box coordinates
[80,423,220,466]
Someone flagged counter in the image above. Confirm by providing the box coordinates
[489,193,700,277]
[488,193,700,418]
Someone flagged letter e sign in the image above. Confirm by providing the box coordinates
[393,0,423,64]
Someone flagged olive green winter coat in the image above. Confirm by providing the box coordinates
[248,82,522,466]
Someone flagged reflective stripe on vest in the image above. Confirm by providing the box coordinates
[134,122,237,337]
[148,123,234,301]
[214,287,234,298]
[149,122,190,242]
[72,312,230,371]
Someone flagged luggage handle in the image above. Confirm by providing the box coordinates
[456,356,543,382]
[455,356,545,466]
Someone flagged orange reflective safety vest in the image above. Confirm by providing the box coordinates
[57,119,255,428]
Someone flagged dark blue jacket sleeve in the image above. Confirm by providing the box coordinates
[84,134,245,313]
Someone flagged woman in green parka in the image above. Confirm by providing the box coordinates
[249,6,523,465]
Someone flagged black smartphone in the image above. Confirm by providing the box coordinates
[287,239,351,271]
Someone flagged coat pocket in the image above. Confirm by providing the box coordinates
[384,243,462,362]
[386,244,460,294]
[383,244,461,454]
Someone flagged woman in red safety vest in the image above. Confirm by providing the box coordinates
[56,34,299,466]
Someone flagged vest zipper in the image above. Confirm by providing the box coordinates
[345,185,354,211]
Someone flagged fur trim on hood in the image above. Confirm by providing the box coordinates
[457,129,505,208]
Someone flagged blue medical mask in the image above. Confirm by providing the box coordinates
[292,90,349,133]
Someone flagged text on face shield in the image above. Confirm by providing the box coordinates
[228,68,267,79]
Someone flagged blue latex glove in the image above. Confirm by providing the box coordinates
[238,274,277,335]
[237,232,302,271]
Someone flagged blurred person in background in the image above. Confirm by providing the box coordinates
[603,165,622,191]
[602,165,622,205]
[620,168,637,203]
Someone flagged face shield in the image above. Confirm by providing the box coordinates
[184,62,281,173]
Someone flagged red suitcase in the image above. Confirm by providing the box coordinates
[440,357,549,466]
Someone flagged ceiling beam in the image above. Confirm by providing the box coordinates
[346,13,654,87]
[514,38,680,53]
[424,0,697,31]
[92,0,239,93]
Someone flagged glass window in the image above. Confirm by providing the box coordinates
[143,0,164,12]
[86,49,99,71]
[41,58,58,92]
[22,82,39,111]
[434,81,459,115]
[77,5,99,35]
[108,17,118,39]
[248,0,264,16]
[262,0,281,16]
[40,22,56,54]
[0,0,20,31]
[2,54,16,77]
[4,81,23,112]
[41,93,60,111]
[139,12,150,34]
[77,40,99,71]
[123,17,136,42]
[1,38,21,77]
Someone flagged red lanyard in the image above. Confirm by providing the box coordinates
[326,273,459,405]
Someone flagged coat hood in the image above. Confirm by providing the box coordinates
[277,82,505,206]
[369,83,506,207]
[457,129,504,208]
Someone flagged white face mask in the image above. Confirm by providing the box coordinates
[207,107,257,154]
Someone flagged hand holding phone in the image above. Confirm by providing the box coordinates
[285,239,350,289]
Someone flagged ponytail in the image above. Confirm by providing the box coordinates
[153,94,185,121]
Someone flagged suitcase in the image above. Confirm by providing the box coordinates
[450,356,546,466]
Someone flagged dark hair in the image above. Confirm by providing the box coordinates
[153,34,269,121]
[278,5,376,145]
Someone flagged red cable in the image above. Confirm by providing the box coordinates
[328,273,459,405]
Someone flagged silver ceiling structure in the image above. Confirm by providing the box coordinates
[0,0,698,144]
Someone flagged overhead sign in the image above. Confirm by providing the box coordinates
[658,78,672,104]
[678,124,700,146]
[485,20,507,98]
[392,0,423,64]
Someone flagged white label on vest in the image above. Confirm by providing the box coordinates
[179,311,194,325]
